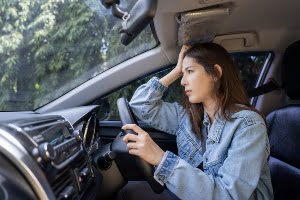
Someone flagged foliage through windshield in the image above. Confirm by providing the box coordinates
[0,0,157,111]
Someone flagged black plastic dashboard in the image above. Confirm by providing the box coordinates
[0,105,102,200]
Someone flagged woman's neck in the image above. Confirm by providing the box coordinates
[203,100,219,123]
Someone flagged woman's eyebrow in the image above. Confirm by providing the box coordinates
[184,66,194,71]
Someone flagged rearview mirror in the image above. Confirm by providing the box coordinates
[120,0,157,45]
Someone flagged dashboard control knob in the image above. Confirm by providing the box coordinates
[59,186,75,199]
[97,151,116,170]
[38,142,56,162]
[72,130,83,141]
[80,167,90,177]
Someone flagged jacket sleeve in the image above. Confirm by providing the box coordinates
[129,77,186,135]
[154,122,270,200]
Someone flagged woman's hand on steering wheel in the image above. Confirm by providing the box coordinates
[122,124,165,166]
[117,98,165,193]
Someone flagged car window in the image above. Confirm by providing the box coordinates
[231,52,271,92]
[0,0,157,111]
[99,52,271,120]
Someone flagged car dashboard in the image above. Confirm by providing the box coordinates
[0,105,103,200]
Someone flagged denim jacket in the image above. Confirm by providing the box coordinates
[129,77,273,200]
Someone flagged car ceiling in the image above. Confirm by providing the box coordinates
[156,0,300,63]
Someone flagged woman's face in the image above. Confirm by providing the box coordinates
[181,56,215,104]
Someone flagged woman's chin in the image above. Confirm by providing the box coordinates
[188,97,200,104]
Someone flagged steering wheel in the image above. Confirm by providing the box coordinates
[112,97,164,194]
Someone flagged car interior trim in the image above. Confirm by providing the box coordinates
[0,128,55,200]
[7,123,39,146]
[251,52,274,105]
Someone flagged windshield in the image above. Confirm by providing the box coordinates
[0,0,157,111]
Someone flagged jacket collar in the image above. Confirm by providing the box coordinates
[203,111,226,143]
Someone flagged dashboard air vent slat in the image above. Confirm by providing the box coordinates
[49,167,74,199]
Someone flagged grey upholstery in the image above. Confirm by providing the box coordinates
[266,40,300,200]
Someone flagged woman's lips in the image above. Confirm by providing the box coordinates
[185,90,192,96]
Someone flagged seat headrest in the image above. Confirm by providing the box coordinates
[282,40,300,100]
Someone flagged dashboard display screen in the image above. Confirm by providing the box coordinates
[47,130,65,146]
[29,126,70,146]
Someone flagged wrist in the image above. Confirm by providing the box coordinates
[173,66,182,77]
[159,68,182,87]
[154,150,165,166]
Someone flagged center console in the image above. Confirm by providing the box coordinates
[1,115,94,200]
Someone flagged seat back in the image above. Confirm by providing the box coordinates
[266,40,300,200]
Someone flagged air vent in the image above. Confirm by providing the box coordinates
[18,116,64,128]
[49,167,76,200]
[76,153,88,170]
[74,153,92,197]
[22,118,65,132]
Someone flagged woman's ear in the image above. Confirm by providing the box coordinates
[214,64,223,80]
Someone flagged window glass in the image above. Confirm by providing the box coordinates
[231,52,270,92]
[0,0,157,111]
[100,52,271,120]
[95,68,183,120]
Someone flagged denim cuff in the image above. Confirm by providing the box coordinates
[149,77,168,94]
[154,151,180,184]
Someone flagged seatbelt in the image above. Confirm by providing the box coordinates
[248,80,280,98]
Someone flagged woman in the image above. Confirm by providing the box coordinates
[119,43,273,200]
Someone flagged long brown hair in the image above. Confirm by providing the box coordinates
[183,43,261,138]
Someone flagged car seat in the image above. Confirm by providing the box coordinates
[266,40,300,200]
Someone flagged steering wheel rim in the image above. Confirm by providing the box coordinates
[116,97,164,194]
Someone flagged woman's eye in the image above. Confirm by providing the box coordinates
[187,70,193,73]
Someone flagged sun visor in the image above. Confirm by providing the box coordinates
[177,7,231,46]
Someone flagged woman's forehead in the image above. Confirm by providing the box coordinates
[183,56,203,69]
